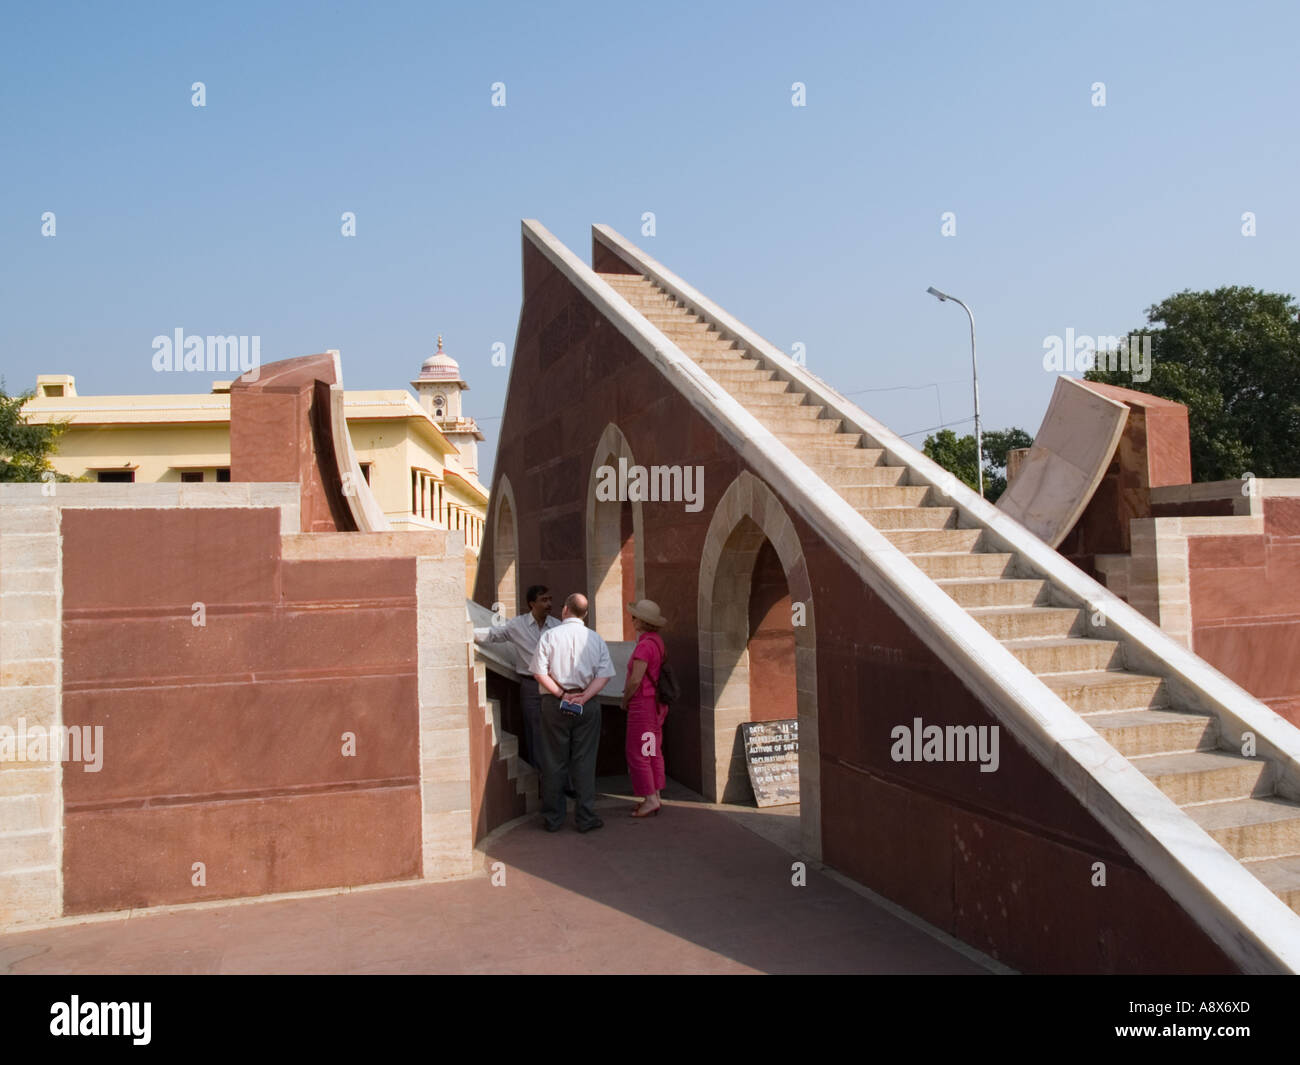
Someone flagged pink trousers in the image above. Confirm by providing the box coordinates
[626,700,668,796]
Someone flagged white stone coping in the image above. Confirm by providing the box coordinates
[0,482,301,532]
[555,219,1300,972]
[1152,478,1300,517]
[1139,514,1266,539]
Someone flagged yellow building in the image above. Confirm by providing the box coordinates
[22,340,489,548]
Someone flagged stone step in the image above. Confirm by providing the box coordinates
[719,379,796,396]
[802,449,888,473]
[828,469,911,493]
[772,424,852,443]
[707,368,781,383]
[676,339,746,357]
[883,527,984,554]
[651,323,724,340]
[697,356,765,371]
[861,506,958,530]
[740,393,816,408]
[601,281,665,296]
[967,605,1084,640]
[1241,855,1300,913]
[601,283,675,302]
[1040,669,1167,712]
[636,307,707,322]
[741,401,826,420]
[1186,796,1300,860]
[1004,637,1124,673]
[1132,749,1271,804]
[767,416,844,435]
[910,552,1018,580]
[829,484,930,508]
[1085,707,1218,757]
[937,577,1049,608]
[607,284,671,298]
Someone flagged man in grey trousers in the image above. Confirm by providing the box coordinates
[529,593,615,833]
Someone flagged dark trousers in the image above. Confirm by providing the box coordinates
[539,693,602,830]
[519,676,542,769]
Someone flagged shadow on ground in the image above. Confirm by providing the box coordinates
[0,776,992,975]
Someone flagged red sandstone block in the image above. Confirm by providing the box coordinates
[281,558,416,604]
[1262,543,1300,603]
[62,785,422,914]
[821,764,954,928]
[63,607,418,685]
[1193,622,1300,700]
[948,807,1229,973]
[1189,535,1266,571]
[1266,499,1300,539]
[62,509,280,612]
[230,391,308,483]
[62,674,419,803]
[1189,566,1270,623]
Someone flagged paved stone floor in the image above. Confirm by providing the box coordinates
[0,779,995,975]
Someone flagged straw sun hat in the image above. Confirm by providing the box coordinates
[626,599,669,628]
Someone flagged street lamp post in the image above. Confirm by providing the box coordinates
[926,286,984,499]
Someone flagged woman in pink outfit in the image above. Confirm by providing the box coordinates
[622,599,669,818]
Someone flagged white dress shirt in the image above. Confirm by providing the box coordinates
[475,612,561,675]
[529,617,616,691]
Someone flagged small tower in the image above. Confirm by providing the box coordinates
[412,335,484,474]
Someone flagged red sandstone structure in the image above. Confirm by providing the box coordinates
[7,230,1300,976]
[470,222,1300,974]
[1009,379,1300,726]
[0,353,516,921]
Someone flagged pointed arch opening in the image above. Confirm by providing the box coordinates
[493,474,520,618]
[586,423,645,641]
[698,471,820,859]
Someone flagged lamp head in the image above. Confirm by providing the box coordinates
[926,286,948,302]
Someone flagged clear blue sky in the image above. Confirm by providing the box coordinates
[4,1,1298,480]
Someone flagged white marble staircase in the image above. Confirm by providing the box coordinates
[471,656,539,813]
[599,268,1300,918]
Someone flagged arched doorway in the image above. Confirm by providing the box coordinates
[493,474,519,617]
[586,423,645,641]
[698,471,820,859]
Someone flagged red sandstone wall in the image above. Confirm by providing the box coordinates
[1189,499,1300,725]
[472,233,1236,972]
[61,507,423,913]
[747,540,797,722]
[230,353,357,534]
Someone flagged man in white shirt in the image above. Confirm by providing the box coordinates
[529,592,616,833]
[474,584,559,769]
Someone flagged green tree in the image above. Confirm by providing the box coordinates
[0,387,72,482]
[1084,286,1300,480]
[922,427,1033,503]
